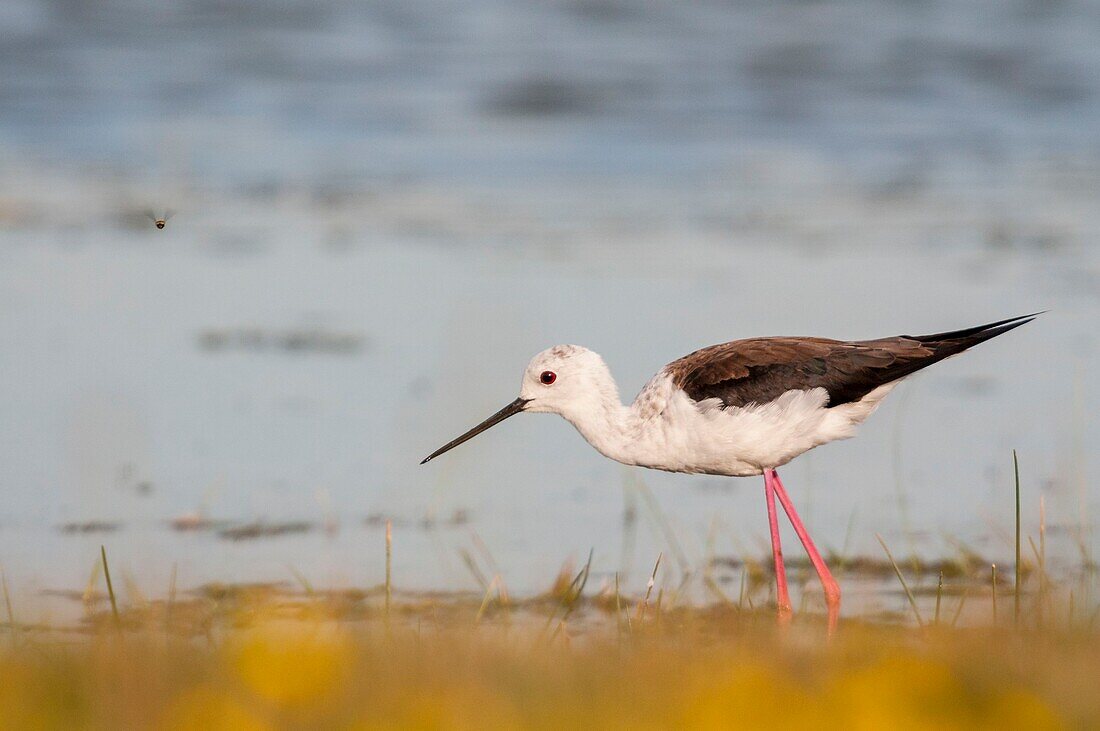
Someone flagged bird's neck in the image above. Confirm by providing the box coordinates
[560,386,639,465]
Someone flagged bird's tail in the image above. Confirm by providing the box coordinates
[832,313,1040,407]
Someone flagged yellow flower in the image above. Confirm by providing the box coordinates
[827,655,967,730]
[987,690,1065,731]
[685,663,816,729]
[158,686,270,731]
[350,685,524,731]
[0,657,88,730]
[231,628,353,708]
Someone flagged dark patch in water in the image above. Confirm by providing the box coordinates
[198,327,366,355]
[169,514,232,532]
[193,581,289,601]
[486,78,604,117]
[365,508,471,529]
[58,522,120,535]
[218,521,313,541]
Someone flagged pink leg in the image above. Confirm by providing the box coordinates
[767,469,840,634]
[763,471,792,624]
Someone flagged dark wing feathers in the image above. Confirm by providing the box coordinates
[669,315,1036,409]
[905,311,1043,343]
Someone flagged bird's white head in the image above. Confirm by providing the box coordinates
[421,344,620,464]
[519,345,617,416]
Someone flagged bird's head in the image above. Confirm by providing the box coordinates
[421,345,615,464]
[519,345,616,415]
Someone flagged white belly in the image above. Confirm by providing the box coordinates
[622,377,898,477]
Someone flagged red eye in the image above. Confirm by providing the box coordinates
[540,371,556,385]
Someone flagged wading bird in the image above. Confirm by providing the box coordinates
[421,315,1036,632]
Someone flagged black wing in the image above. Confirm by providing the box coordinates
[667,314,1037,409]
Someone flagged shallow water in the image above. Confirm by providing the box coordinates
[0,0,1098,618]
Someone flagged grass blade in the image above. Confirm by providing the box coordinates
[1,566,15,647]
[991,563,998,626]
[633,475,689,577]
[475,576,499,624]
[385,520,393,630]
[548,550,594,643]
[287,564,314,596]
[101,545,120,630]
[1039,494,1047,624]
[837,509,857,573]
[934,571,943,626]
[619,474,638,586]
[614,573,624,640]
[1013,450,1021,629]
[635,552,663,624]
[876,533,923,627]
[82,559,102,619]
[1027,536,1046,625]
[166,563,177,635]
[950,585,970,628]
[562,549,594,620]
[458,549,489,592]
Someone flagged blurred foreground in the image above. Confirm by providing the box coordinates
[1,552,1096,729]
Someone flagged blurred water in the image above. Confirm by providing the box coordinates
[0,0,1098,617]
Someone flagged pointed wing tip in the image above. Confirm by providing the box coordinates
[998,312,1044,331]
[420,456,432,465]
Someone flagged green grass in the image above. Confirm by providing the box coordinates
[1015,449,1022,627]
[100,545,120,630]
[876,533,924,627]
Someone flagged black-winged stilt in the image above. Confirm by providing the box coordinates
[421,314,1037,631]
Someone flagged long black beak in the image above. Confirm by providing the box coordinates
[420,397,530,464]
